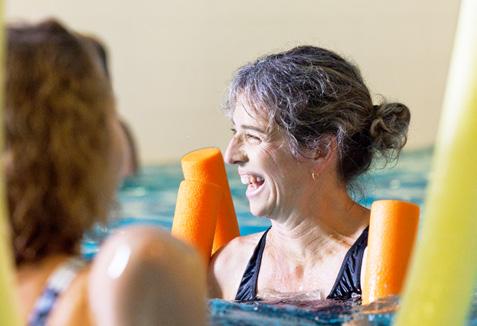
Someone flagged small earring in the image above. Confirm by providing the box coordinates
[311,171,318,181]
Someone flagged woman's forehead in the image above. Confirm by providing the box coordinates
[232,103,287,143]
[232,103,267,128]
[232,95,269,123]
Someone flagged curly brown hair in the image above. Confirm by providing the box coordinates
[5,20,117,265]
[226,45,410,185]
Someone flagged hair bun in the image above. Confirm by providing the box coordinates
[370,102,411,154]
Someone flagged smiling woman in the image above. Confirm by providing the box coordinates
[208,45,410,302]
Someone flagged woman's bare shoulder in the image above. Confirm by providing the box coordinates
[220,232,262,255]
[52,266,92,326]
[208,231,265,300]
[88,226,208,326]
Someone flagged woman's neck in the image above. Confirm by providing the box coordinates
[268,185,369,262]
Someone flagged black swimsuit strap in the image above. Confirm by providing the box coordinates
[327,227,368,300]
[234,227,271,301]
[235,226,369,302]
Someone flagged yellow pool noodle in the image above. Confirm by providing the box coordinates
[0,5,23,325]
[394,1,477,325]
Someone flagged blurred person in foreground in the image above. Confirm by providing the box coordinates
[6,19,207,325]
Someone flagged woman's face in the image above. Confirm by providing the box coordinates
[225,101,316,219]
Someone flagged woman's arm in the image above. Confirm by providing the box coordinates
[89,226,208,326]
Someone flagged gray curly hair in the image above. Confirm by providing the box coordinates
[225,45,410,184]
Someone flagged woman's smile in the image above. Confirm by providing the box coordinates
[238,170,266,198]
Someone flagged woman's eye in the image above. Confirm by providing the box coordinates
[230,128,237,135]
[245,133,261,142]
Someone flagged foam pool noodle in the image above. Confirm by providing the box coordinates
[181,148,240,254]
[0,6,23,325]
[172,148,240,262]
[172,180,223,263]
[395,1,477,325]
[362,200,419,305]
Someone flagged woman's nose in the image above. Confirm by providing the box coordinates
[224,136,247,165]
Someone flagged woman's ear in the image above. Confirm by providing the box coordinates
[312,135,337,163]
[309,136,338,178]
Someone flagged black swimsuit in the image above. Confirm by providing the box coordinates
[235,226,368,301]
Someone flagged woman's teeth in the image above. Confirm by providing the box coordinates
[240,175,264,188]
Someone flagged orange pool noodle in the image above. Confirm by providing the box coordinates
[181,148,240,255]
[362,200,419,304]
[171,180,223,264]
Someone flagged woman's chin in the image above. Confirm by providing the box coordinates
[247,189,272,218]
[248,204,269,218]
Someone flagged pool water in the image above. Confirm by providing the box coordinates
[82,147,477,325]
